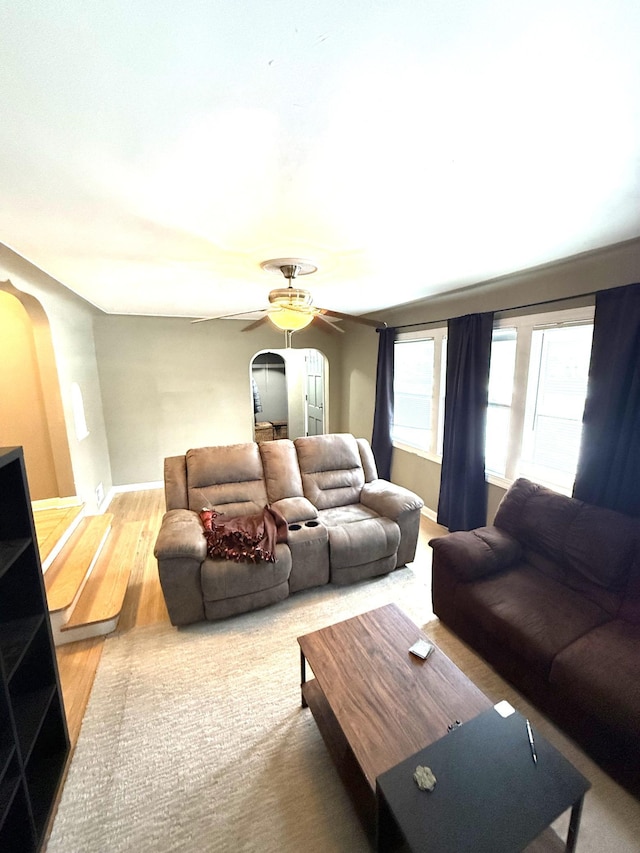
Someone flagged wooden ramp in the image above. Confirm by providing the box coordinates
[34,502,84,570]
[43,510,138,646]
[61,522,144,641]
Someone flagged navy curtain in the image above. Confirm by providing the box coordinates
[437,312,494,531]
[573,282,640,516]
[371,326,396,480]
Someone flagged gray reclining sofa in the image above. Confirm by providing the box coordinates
[154,433,424,625]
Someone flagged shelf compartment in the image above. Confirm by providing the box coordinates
[0,756,35,852]
[0,454,33,542]
[0,544,45,625]
[0,739,15,785]
[11,686,56,767]
[0,751,21,819]
[25,700,69,840]
[0,615,44,681]
[0,539,31,580]
[9,623,58,764]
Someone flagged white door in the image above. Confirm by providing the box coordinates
[305,350,325,436]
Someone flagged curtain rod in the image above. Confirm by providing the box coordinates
[386,290,598,332]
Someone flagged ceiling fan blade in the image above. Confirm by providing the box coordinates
[312,312,344,334]
[242,316,270,332]
[191,309,266,324]
[314,307,387,328]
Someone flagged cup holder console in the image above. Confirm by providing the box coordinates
[289,520,322,532]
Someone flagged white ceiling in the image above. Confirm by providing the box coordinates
[2,0,640,321]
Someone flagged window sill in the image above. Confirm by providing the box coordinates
[486,472,513,491]
[392,441,442,465]
[392,444,572,497]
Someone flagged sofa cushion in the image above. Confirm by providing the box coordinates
[619,556,640,624]
[327,516,400,570]
[200,542,291,601]
[549,621,640,738]
[494,479,580,564]
[563,504,640,589]
[295,434,365,509]
[186,443,267,514]
[494,477,640,592]
[454,565,611,676]
[317,504,380,527]
[259,439,305,503]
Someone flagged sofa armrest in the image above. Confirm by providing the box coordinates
[270,497,318,524]
[360,480,424,520]
[154,509,207,626]
[154,509,207,562]
[429,526,522,581]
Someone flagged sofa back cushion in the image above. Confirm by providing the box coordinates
[618,557,640,624]
[258,438,319,522]
[494,478,579,564]
[295,433,365,510]
[356,438,378,482]
[259,439,304,502]
[564,504,639,590]
[164,455,189,510]
[495,477,640,591]
[185,443,267,516]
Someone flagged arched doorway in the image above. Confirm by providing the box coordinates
[250,348,328,441]
[0,284,74,500]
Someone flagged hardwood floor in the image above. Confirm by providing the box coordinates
[54,489,445,750]
[54,488,169,746]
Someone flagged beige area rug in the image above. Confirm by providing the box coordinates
[47,564,640,853]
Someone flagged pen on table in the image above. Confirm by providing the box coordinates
[526,718,537,764]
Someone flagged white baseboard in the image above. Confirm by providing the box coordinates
[421,505,438,523]
[112,481,164,492]
[100,481,163,513]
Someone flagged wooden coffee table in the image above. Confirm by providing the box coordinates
[297,604,588,851]
[297,603,491,835]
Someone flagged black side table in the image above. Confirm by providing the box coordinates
[376,707,590,853]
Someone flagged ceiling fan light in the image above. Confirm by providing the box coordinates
[268,307,314,331]
[268,287,313,308]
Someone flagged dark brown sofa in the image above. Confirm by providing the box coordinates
[429,477,640,786]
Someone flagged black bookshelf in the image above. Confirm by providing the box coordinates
[0,447,70,851]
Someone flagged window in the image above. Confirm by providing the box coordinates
[485,328,517,476]
[392,306,594,494]
[519,323,593,491]
[486,310,594,492]
[392,329,446,455]
[393,338,433,450]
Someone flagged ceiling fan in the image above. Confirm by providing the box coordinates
[192,258,387,335]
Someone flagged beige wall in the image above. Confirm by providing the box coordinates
[338,322,379,437]
[343,238,640,519]
[3,235,639,512]
[93,314,343,485]
[0,244,112,512]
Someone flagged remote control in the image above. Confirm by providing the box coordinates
[409,639,434,659]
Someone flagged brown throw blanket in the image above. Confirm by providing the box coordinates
[199,506,288,563]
